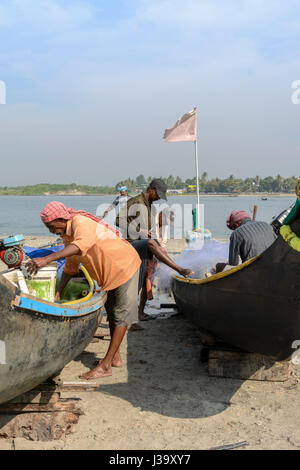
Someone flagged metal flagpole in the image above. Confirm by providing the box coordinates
[194,139,200,229]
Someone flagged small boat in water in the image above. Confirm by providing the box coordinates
[172,194,300,361]
[0,265,106,404]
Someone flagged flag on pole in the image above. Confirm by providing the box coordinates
[163,107,197,142]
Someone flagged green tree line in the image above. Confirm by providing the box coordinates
[117,173,299,194]
[0,174,298,195]
[0,183,116,196]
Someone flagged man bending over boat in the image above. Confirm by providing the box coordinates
[26,201,141,380]
[215,210,276,273]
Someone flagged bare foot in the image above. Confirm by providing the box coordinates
[178,268,194,277]
[80,365,112,380]
[139,312,153,321]
[94,357,122,367]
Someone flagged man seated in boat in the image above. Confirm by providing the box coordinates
[215,210,277,273]
[26,201,141,380]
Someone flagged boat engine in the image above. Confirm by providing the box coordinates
[0,235,26,268]
[271,204,294,235]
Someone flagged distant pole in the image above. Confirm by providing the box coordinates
[194,139,200,229]
[253,205,258,221]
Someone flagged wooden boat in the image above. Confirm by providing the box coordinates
[172,201,300,361]
[0,266,106,404]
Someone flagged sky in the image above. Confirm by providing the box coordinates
[0,0,300,186]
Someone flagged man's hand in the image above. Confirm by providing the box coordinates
[138,229,152,239]
[26,243,80,276]
[26,257,49,275]
[54,271,73,303]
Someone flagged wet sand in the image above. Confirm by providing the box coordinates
[0,237,299,450]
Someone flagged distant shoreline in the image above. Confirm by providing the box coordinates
[168,193,295,198]
[0,192,296,197]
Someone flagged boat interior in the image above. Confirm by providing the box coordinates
[2,263,95,306]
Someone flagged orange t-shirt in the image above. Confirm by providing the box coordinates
[62,215,141,291]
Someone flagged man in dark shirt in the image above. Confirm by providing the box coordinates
[227,210,277,265]
[216,210,276,272]
[218,210,277,272]
[116,179,193,327]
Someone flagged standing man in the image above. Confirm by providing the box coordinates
[116,179,193,326]
[26,201,141,380]
[116,179,164,241]
[155,208,175,249]
[101,186,131,219]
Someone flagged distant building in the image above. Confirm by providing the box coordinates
[135,184,147,192]
[187,185,196,193]
[166,189,186,194]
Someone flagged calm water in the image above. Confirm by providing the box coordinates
[0,194,295,239]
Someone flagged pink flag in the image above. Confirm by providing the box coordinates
[163,107,197,142]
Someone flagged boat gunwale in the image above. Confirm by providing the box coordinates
[12,290,107,318]
[173,256,259,285]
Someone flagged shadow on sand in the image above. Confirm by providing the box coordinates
[75,313,262,420]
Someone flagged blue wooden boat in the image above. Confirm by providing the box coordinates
[0,268,106,404]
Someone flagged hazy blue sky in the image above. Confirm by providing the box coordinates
[0,0,299,186]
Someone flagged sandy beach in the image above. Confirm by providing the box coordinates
[0,236,299,450]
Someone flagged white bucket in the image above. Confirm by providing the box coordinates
[3,263,57,302]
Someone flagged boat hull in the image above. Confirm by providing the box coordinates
[0,274,106,404]
[172,236,300,361]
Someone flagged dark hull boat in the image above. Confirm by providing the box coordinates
[172,204,300,361]
[0,271,106,404]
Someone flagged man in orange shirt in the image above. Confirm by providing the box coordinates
[26,201,141,380]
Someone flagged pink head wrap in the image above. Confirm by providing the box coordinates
[226,210,251,230]
[40,201,120,237]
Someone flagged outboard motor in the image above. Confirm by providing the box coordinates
[0,235,26,268]
[271,204,295,235]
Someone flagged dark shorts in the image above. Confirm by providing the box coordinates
[131,239,153,260]
[105,268,139,328]
[130,240,154,292]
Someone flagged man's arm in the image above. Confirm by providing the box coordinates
[228,232,240,266]
[101,197,119,218]
[26,244,81,275]
[101,204,115,219]
[54,271,73,302]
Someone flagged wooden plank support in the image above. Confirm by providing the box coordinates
[208,350,291,382]
[57,381,98,392]
[33,380,98,392]
[0,404,83,441]
[8,391,61,404]
[0,384,85,441]
[0,401,83,414]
